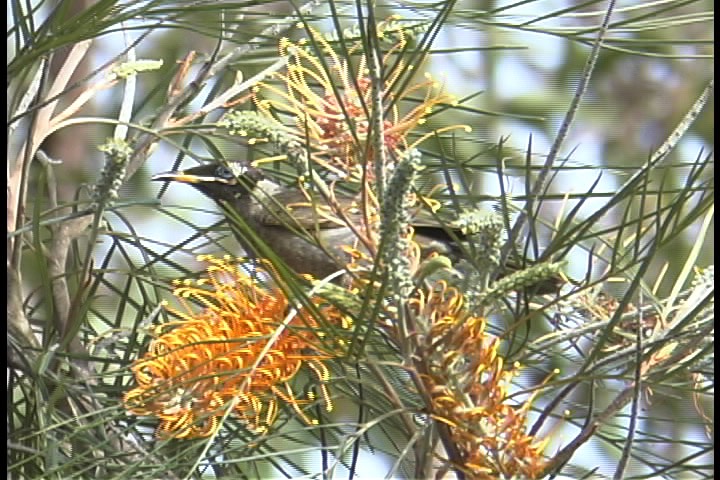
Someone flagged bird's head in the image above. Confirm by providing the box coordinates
[151,162,266,205]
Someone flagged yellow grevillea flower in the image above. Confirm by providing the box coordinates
[124,255,343,439]
[248,23,468,177]
[411,282,550,478]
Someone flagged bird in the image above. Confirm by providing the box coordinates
[152,162,563,292]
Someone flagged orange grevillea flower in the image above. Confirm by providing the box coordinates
[411,282,550,478]
[123,255,344,439]
[245,22,468,177]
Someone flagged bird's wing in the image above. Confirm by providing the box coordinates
[254,185,466,241]
[254,189,366,230]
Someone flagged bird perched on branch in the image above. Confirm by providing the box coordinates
[152,162,562,293]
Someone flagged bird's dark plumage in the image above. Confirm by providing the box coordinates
[152,162,380,278]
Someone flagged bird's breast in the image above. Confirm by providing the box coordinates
[234,197,358,279]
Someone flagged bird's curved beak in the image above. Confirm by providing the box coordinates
[151,172,205,184]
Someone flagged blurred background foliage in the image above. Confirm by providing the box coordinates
[7,0,713,478]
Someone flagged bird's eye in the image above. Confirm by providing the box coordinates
[216,164,248,181]
[216,166,235,179]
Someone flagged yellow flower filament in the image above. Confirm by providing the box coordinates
[124,256,340,438]
[246,26,469,176]
[411,282,549,478]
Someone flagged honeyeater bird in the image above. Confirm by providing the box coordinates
[152,162,562,292]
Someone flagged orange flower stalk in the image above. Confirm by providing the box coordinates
[242,21,467,178]
[412,282,550,478]
[124,255,341,439]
